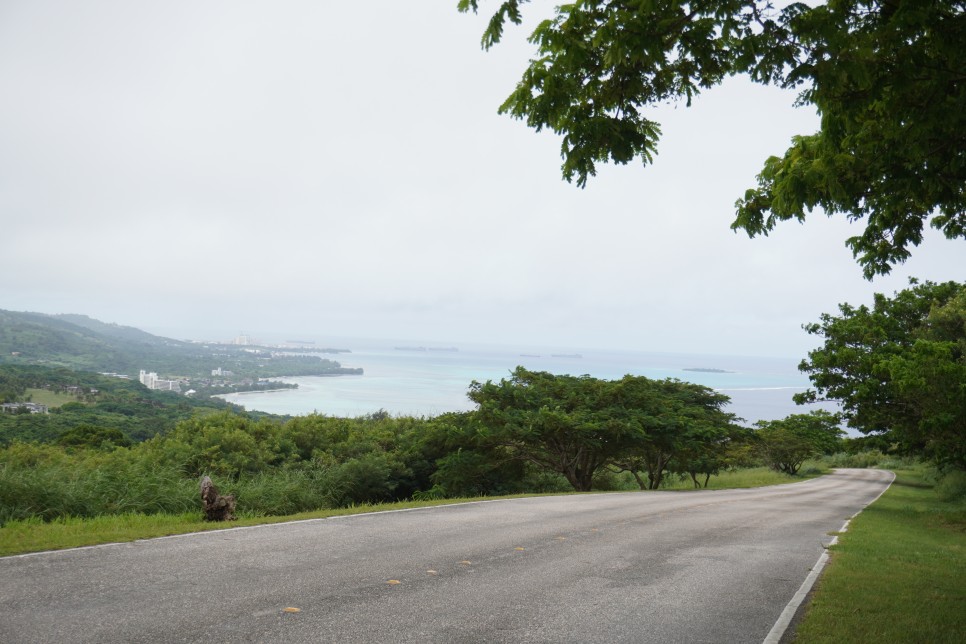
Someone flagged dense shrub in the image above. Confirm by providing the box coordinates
[220,469,335,517]
[0,444,196,524]
[0,401,831,526]
[935,470,966,502]
[823,450,890,469]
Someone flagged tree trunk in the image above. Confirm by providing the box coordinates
[631,470,647,490]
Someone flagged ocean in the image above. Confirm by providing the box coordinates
[220,342,835,426]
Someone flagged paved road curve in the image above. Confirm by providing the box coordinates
[1,469,893,643]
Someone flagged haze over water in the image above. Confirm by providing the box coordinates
[221,341,835,425]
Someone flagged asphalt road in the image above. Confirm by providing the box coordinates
[0,468,894,643]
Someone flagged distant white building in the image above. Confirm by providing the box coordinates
[211,368,234,377]
[139,370,182,393]
[1,402,48,414]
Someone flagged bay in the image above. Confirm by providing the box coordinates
[220,342,834,425]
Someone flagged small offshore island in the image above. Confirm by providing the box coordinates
[683,367,734,373]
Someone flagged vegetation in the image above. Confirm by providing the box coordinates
[468,368,739,491]
[0,365,240,444]
[0,466,821,557]
[21,388,77,408]
[0,410,536,527]
[0,367,807,530]
[465,368,748,492]
[755,410,844,475]
[795,465,966,642]
[797,280,965,471]
[459,0,965,276]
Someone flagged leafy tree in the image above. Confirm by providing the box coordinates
[755,410,844,475]
[459,0,966,276]
[797,280,966,469]
[608,377,737,489]
[468,367,737,491]
[671,425,755,489]
[57,424,132,449]
[469,368,648,491]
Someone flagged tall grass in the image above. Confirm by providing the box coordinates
[0,456,356,525]
[0,447,197,524]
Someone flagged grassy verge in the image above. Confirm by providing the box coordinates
[794,467,966,642]
[0,494,577,557]
[661,465,827,490]
[0,466,825,557]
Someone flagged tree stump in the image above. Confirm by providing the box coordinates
[200,476,236,521]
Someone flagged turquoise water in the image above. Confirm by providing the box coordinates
[221,342,833,425]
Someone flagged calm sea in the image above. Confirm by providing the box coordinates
[220,342,834,425]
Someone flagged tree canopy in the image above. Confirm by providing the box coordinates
[459,0,966,277]
[796,280,965,469]
[468,367,739,491]
[755,410,844,475]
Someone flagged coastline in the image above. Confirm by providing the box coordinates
[207,348,837,424]
[213,388,294,398]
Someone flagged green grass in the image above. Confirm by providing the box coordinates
[794,467,966,643]
[24,387,83,408]
[0,467,824,558]
[661,464,827,490]
[0,494,567,557]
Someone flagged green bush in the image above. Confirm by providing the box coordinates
[222,469,334,516]
[824,450,888,468]
[0,445,196,525]
[322,453,408,507]
[935,470,966,502]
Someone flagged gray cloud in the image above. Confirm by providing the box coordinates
[1,1,962,358]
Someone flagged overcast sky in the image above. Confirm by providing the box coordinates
[1,1,962,358]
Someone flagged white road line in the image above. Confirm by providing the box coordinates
[762,469,896,643]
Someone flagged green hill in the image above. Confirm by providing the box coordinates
[0,310,360,379]
[0,364,239,444]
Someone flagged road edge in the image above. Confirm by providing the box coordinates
[761,469,896,644]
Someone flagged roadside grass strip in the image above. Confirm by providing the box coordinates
[0,466,824,557]
[794,467,966,643]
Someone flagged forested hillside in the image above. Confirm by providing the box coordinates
[0,365,245,444]
[0,310,360,379]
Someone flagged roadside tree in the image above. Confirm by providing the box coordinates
[671,425,755,489]
[469,368,644,491]
[755,410,844,475]
[609,377,737,489]
[469,368,737,491]
[459,0,966,276]
[797,280,966,469]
